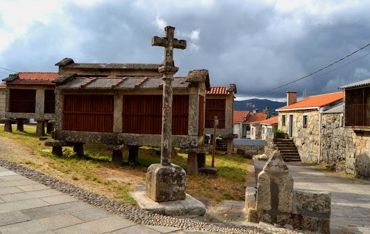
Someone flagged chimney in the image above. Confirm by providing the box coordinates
[286,91,297,106]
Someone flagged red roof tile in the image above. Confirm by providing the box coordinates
[258,116,278,125]
[207,86,229,95]
[233,111,250,123]
[277,91,343,111]
[247,112,268,123]
[10,72,58,85]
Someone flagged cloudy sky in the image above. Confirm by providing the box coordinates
[1,0,370,99]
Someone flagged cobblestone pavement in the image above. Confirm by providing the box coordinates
[288,162,370,234]
[0,166,209,234]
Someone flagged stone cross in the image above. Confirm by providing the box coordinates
[152,26,186,166]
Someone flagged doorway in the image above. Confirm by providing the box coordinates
[288,114,293,137]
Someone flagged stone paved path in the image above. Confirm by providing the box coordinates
[0,166,208,234]
[288,162,370,234]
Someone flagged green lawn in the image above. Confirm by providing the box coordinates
[0,124,250,205]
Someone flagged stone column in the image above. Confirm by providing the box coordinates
[187,152,198,175]
[73,143,84,157]
[16,118,24,132]
[128,146,139,165]
[197,153,206,169]
[46,121,54,134]
[52,146,63,156]
[112,150,123,165]
[3,119,12,132]
[35,89,45,119]
[226,139,233,155]
[113,94,123,133]
[36,120,45,137]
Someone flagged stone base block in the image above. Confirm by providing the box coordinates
[145,164,186,202]
[131,191,206,217]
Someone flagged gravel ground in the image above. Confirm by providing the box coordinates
[0,158,296,234]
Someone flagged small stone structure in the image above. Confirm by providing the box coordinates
[2,72,58,136]
[0,82,6,119]
[246,151,331,233]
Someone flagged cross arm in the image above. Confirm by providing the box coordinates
[152,36,167,47]
[173,39,186,50]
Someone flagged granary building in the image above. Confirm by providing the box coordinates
[48,58,210,164]
[205,85,236,154]
[2,72,58,135]
[276,91,344,163]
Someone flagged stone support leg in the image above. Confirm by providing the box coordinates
[36,121,45,137]
[112,150,123,165]
[197,153,206,169]
[128,146,139,166]
[226,139,233,155]
[52,146,63,156]
[4,120,12,132]
[187,152,198,175]
[46,121,54,134]
[73,143,84,157]
[16,119,24,132]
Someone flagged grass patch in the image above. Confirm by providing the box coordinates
[0,124,250,205]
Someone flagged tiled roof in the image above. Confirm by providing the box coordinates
[277,91,344,112]
[207,86,229,95]
[57,76,190,90]
[233,111,250,123]
[340,78,370,89]
[258,116,278,125]
[246,112,268,123]
[7,72,58,85]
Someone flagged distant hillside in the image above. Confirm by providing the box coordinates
[234,98,285,114]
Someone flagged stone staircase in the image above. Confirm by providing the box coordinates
[273,138,301,162]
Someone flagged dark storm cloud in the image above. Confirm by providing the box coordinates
[1,0,370,98]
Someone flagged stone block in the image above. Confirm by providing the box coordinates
[293,190,331,218]
[145,164,186,202]
[246,208,258,223]
[73,143,84,157]
[244,186,256,210]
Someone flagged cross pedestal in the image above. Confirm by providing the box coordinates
[145,26,187,202]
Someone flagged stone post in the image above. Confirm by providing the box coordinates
[16,118,24,132]
[112,150,123,165]
[36,120,45,137]
[128,146,139,165]
[73,143,84,157]
[46,121,54,134]
[145,26,187,202]
[3,119,12,132]
[187,152,198,175]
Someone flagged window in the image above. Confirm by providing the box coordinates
[303,115,308,128]
[282,115,286,126]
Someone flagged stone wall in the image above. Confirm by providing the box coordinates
[321,113,370,177]
[278,110,320,163]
